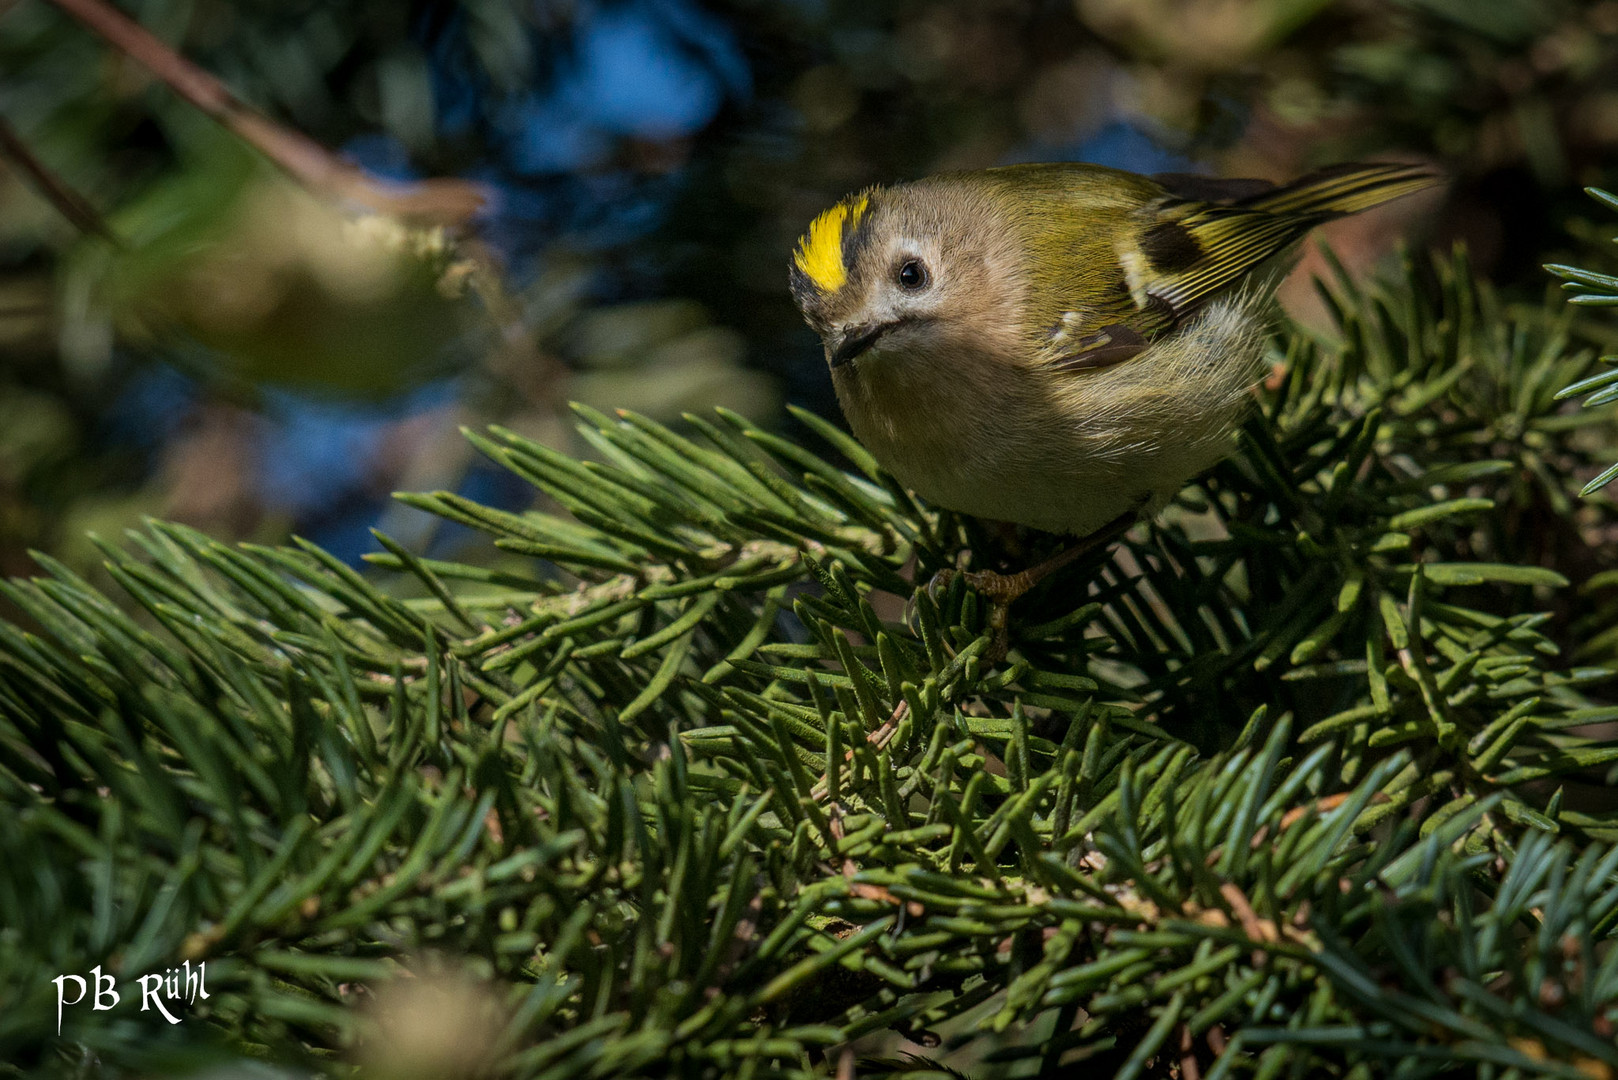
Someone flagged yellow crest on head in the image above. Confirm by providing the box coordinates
[794,195,869,295]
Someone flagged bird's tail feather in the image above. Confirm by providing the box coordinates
[1240,162,1440,218]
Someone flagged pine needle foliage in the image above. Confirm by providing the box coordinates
[1548,186,1618,497]
[4,248,1618,1078]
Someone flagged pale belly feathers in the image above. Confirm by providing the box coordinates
[830,295,1268,536]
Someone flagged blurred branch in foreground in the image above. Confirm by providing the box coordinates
[0,114,117,243]
[44,0,488,227]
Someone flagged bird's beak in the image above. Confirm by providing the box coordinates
[829,322,894,369]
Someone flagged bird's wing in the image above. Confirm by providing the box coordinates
[1042,162,1437,373]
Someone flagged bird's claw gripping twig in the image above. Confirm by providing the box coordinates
[817,512,1138,802]
[923,510,1139,663]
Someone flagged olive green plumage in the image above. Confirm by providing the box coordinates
[790,161,1437,536]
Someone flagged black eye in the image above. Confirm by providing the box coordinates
[897,259,928,290]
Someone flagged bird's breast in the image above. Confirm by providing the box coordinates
[832,347,1121,533]
[828,295,1269,535]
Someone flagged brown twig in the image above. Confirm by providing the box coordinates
[43,0,486,226]
[1179,1022,1202,1080]
[0,115,119,243]
[812,699,909,803]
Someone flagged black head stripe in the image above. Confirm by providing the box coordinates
[788,260,816,303]
[839,207,874,284]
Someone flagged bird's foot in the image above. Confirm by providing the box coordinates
[925,566,1034,662]
[921,510,1139,663]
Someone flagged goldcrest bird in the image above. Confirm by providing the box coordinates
[789,162,1436,561]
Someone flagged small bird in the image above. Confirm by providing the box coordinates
[790,161,1437,615]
